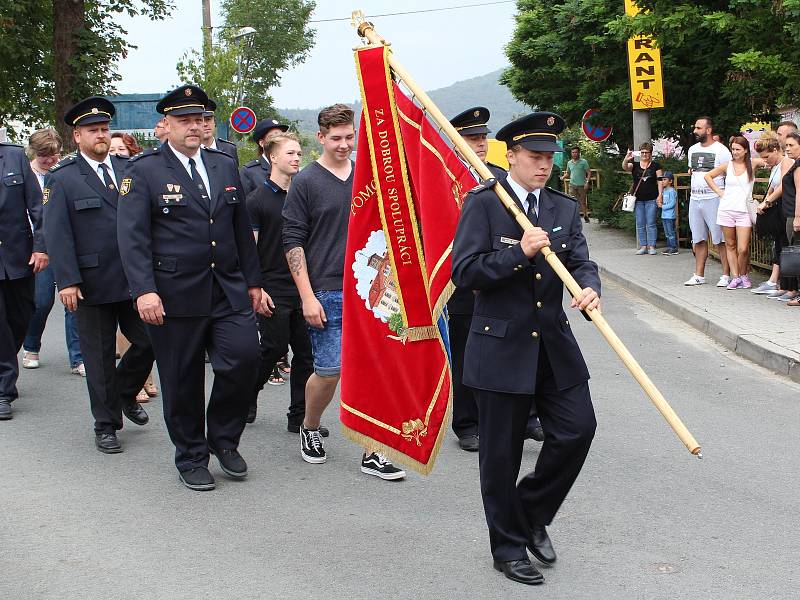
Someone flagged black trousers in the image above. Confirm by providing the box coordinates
[449,313,479,438]
[0,276,35,401]
[75,300,154,433]
[253,295,313,428]
[474,344,596,562]
[147,285,259,472]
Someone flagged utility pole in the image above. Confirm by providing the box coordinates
[202,0,213,76]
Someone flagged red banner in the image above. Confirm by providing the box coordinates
[340,45,475,474]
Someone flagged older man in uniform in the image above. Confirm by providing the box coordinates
[43,97,152,451]
[118,85,269,491]
[452,112,600,585]
[239,118,289,197]
[0,139,48,420]
[201,100,239,168]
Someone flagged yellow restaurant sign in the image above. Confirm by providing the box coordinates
[624,0,664,110]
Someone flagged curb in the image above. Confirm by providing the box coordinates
[598,264,800,384]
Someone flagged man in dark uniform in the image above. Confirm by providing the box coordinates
[452,112,600,586]
[201,100,239,168]
[240,118,289,197]
[0,139,48,420]
[117,85,269,491]
[43,97,152,451]
[450,106,506,180]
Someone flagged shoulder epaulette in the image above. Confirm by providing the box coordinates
[203,146,226,155]
[130,147,160,162]
[0,141,23,148]
[546,187,577,202]
[244,159,260,168]
[49,153,77,172]
[468,180,494,195]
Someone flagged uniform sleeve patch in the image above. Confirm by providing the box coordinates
[42,188,50,205]
[120,178,132,196]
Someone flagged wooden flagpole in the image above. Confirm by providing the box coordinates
[351,11,702,458]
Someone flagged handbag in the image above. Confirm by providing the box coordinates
[780,245,800,277]
[745,196,758,225]
[754,196,784,240]
[616,167,648,212]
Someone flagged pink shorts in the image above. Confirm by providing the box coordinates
[717,209,752,228]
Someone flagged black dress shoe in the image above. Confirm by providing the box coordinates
[288,423,329,437]
[493,558,544,585]
[211,447,248,478]
[0,399,12,420]
[458,434,479,452]
[95,432,123,454]
[122,402,149,426]
[179,466,216,491]
[525,425,545,442]
[528,525,557,564]
[246,403,257,424]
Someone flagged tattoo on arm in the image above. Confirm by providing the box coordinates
[286,247,306,276]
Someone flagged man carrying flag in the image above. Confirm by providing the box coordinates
[452,112,600,586]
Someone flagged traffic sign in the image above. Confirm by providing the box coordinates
[230,106,257,134]
[581,109,612,142]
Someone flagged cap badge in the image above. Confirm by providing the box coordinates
[547,116,555,126]
[474,110,480,117]
[185,88,192,96]
[91,108,98,114]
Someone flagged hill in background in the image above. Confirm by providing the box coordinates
[279,68,529,136]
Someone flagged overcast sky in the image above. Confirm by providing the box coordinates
[116,0,517,109]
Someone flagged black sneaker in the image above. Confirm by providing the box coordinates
[211,448,248,478]
[0,399,12,420]
[95,432,123,454]
[300,425,327,463]
[289,423,329,437]
[179,467,215,491]
[361,452,406,480]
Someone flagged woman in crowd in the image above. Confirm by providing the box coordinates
[703,135,763,289]
[22,129,85,375]
[779,132,800,305]
[752,135,794,296]
[622,142,663,255]
[109,132,142,158]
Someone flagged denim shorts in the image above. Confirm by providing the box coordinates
[307,290,343,377]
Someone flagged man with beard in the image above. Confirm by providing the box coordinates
[43,97,153,451]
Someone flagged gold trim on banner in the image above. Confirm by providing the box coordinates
[340,401,402,434]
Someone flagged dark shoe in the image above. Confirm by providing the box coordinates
[493,558,544,585]
[95,432,123,454]
[211,448,248,478]
[122,402,149,426]
[528,525,557,565]
[584,216,590,223]
[289,423,329,437]
[178,467,215,491]
[361,452,406,480]
[458,434,479,452]
[525,425,545,442]
[0,399,12,420]
[246,402,257,424]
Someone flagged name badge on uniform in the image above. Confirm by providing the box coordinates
[500,236,520,245]
[161,194,184,203]
[552,226,562,233]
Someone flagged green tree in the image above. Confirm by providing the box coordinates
[177,0,315,138]
[0,0,173,142]
[503,0,800,151]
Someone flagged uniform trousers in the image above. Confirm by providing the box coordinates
[147,282,259,472]
[253,295,313,428]
[449,313,479,439]
[0,276,35,401]
[474,344,596,561]
[75,300,154,433]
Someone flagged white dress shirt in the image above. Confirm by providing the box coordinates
[168,142,211,192]
[506,174,541,216]
[80,152,117,187]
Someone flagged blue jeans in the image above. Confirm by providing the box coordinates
[22,266,83,367]
[662,218,677,250]
[635,199,658,247]
[306,290,343,377]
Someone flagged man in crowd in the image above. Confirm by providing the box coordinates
[282,103,404,480]
[201,100,239,168]
[564,146,591,223]
[452,112,600,586]
[43,97,152,450]
[118,85,269,491]
[776,120,797,149]
[240,118,289,197]
[0,135,48,420]
[154,118,168,144]
[682,116,731,287]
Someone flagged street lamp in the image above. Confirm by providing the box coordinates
[232,27,256,106]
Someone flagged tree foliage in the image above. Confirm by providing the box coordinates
[503,0,800,150]
[0,0,173,139]
[177,0,316,134]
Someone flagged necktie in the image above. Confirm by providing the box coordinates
[526,192,538,225]
[98,163,115,190]
[188,157,210,207]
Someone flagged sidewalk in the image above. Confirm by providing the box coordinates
[584,222,800,382]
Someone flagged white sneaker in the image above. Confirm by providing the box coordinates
[684,274,706,286]
[71,363,86,377]
[22,351,40,369]
[716,275,731,288]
